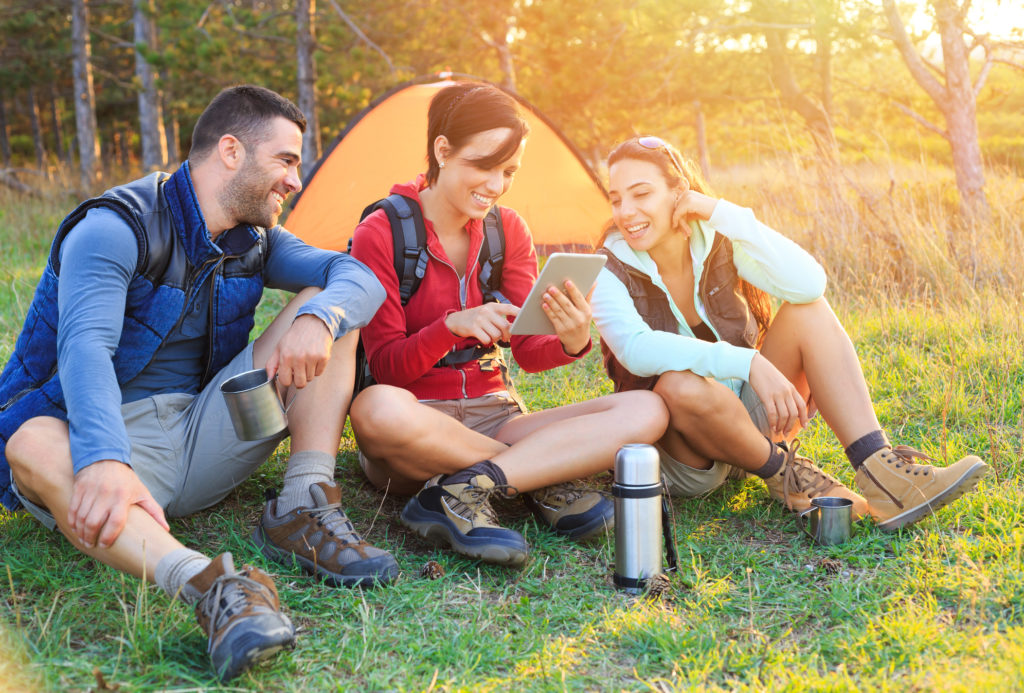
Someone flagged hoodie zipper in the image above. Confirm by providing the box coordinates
[427,241,484,400]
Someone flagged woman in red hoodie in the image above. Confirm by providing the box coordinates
[349,81,668,567]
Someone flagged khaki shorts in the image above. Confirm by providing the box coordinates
[358,391,525,476]
[13,342,285,530]
[660,382,770,498]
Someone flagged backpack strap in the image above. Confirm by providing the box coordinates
[359,193,429,306]
[478,206,507,304]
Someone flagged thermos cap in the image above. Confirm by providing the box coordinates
[613,443,661,486]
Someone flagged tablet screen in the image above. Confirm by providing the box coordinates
[509,253,607,335]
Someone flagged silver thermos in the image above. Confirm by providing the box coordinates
[613,443,671,593]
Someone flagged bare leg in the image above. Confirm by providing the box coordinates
[7,417,184,581]
[351,387,668,494]
[252,287,355,455]
[759,297,880,447]
[653,371,772,471]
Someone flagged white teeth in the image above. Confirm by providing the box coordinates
[471,192,491,205]
[626,223,648,233]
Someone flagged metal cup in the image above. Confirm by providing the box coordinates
[220,368,294,441]
[798,496,853,546]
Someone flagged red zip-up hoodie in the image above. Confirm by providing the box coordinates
[349,177,590,401]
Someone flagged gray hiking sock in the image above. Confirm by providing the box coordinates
[155,548,210,605]
[276,450,336,515]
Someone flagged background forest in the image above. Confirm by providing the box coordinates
[1,0,1021,201]
[2,0,1023,296]
[2,1,1024,691]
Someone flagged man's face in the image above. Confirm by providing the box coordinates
[220,116,303,229]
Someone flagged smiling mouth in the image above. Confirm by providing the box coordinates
[471,192,493,207]
[624,222,649,239]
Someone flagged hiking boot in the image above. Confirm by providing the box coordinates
[762,440,868,518]
[253,481,398,588]
[400,474,528,567]
[187,553,295,681]
[523,482,614,541]
[854,446,988,532]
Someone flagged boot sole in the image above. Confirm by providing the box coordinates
[876,461,989,532]
[252,525,398,588]
[401,498,528,567]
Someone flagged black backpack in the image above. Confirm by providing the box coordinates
[350,193,508,392]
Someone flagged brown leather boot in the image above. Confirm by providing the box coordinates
[762,440,869,519]
[253,481,398,588]
[854,446,988,531]
[187,553,295,681]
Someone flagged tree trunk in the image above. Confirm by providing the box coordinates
[764,27,838,168]
[49,82,70,166]
[934,0,987,220]
[134,0,167,170]
[814,0,835,118]
[882,0,989,221]
[0,90,11,168]
[72,0,101,189]
[694,100,710,182]
[28,87,48,176]
[296,0,320,171]
[164,97,180,163]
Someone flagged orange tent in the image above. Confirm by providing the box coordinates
[284,76,609,254]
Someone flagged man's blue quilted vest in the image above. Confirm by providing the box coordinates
[0,164,267,510]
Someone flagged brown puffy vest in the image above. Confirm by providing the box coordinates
[598,233,759,392]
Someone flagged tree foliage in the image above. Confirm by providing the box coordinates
[0,0,1019,204]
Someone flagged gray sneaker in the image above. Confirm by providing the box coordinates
[186,553,295,681]
[253,482,398,588]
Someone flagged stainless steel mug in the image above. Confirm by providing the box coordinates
[613,444,665,593]
[221,368,294,441]
[799,496,853,546]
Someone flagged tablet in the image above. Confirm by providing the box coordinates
[510,253,607,335]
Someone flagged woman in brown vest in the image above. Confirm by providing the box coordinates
[590,136,987,531]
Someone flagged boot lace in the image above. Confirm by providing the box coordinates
[886,445,935,472]
[451,482,519,526]
[779,440,839,510]
[305,500,362,545]
[198,572,274,653]
[535,481,587,507]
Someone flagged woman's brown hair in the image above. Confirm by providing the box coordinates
[603,137,773,346]
[424,81,529,186]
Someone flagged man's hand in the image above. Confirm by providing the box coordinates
[68,460,169,549]
[444,302,520,346]
[265,314,334,388]
[541,280,593,356]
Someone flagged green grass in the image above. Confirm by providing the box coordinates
[1,185,1023,691]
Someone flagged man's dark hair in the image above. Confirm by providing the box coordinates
[188,85,306,163]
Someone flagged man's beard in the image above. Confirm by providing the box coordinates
[219,158,277,229]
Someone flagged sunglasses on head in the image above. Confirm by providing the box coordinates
[636,135,685,176]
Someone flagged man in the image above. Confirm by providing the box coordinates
[0,85,396,680]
